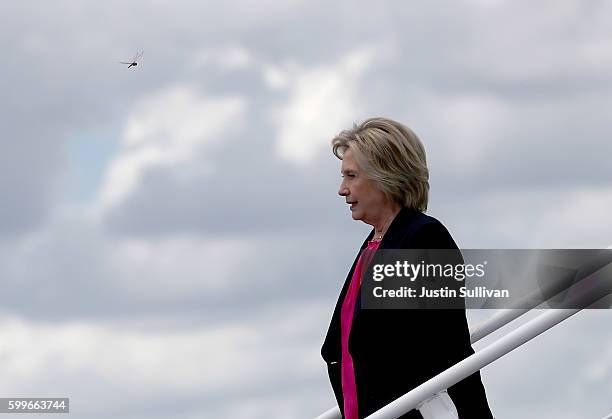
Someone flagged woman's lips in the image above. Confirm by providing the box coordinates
[348,202,357,210]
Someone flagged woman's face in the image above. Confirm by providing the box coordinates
[338,147,390,225]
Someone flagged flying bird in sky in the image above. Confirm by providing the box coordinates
[120,51,144,68]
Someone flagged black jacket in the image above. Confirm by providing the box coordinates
[321,208,494,418]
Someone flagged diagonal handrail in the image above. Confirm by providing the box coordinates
[470,246,612,344]
[315,249,612,419]
[317,295,611,419]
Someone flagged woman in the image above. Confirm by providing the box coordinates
[321,117,493,418]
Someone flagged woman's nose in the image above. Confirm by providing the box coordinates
[338,182,348,196]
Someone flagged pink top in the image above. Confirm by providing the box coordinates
[340,239,381,419]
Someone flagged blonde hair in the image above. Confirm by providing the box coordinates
[331,117,429,211]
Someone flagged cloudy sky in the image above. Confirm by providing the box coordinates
[2,1,612,418]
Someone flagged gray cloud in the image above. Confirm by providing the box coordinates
[2,1,612,418]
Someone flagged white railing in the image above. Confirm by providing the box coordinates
[366,303,604,419]
[315,248,612,419]
[470,246,612,344]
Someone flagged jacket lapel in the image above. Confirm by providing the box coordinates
[351,208,419,323]
[321,229,373,362]
[322,208,422,362]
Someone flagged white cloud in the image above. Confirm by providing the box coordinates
[108,235,257,297]
[0,299,330,415]
[584,335,612,383]
[413,91,511,173]
[0,204,270,311]
[433,184,612,249]
[3,2,612,418]
[457,1,612,82]
[273,47,378,166]
[97,85,247,210]
[190,44,253,71]
[262,61,294,90]
[530,186,612,247]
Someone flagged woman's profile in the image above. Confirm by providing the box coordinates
[321,117,494,418]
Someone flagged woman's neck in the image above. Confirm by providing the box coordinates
[372,205,401,240]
